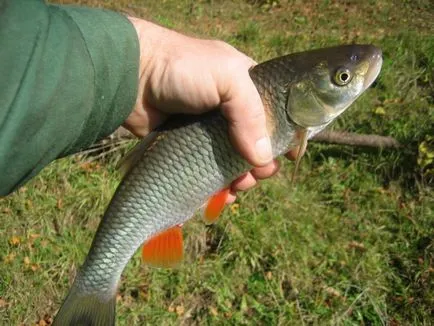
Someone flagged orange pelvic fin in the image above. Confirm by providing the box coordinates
[203,188,230,225]
[142,225,183,268]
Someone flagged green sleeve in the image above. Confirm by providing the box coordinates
[0,0,140,196]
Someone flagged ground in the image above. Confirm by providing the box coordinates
[0,1,433,325]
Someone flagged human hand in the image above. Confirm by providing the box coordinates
[125,18,305,202]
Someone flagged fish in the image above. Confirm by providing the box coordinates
[52,44,382,325]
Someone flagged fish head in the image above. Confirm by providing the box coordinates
[286,44,383,129]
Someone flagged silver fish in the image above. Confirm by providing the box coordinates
[53,44,382,325]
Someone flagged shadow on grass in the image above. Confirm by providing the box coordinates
[310,140,430,191]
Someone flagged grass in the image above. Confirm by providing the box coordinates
[1,0,433,325]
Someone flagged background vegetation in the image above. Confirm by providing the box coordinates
[1,0,433,325]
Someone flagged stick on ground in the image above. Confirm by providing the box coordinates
[111,127,402,149]
[311,131,401,149]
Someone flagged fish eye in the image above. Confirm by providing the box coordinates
[334,68,352,86]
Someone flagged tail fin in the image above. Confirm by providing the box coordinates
[52,284,116,326]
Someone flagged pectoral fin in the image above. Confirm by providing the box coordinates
[291,129,308,184]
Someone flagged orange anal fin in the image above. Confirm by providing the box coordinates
[203,188,230,225]
[142,225,183,268]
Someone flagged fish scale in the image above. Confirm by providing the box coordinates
[53,44,382,325]
[76,112,249,295]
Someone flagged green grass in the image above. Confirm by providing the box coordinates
[1,0,433,325]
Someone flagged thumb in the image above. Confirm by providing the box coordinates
[220,70,272,167]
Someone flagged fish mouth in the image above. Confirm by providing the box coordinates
[364,47,383,89]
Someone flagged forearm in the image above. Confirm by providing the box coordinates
[0,0,140,195]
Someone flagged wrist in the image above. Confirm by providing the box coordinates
[127,18,169,71]
[125,17,170,136]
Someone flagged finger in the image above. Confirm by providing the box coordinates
[285,145,306,161]
[251,160,280,180]
[231,172,257,192]
[220,68,272,167]
[225,192,237,204]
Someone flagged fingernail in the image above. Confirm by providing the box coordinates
[255,137,272,165]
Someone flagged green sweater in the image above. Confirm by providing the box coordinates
[0,0,140,196]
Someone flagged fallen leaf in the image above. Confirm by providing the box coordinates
[9,236,20,246]
[31,264,40,272]
[175,305,185,316]
[29,233,41,240]
[26,199,33,208]
[209,306,218,316]
[44,315,53,324]
[224,311,232,318]
[374,106,386,115]
[348,241,366,251]
[389,318,401,326]
[230,203,240,214]
[0,298,8,308]
[24,256,30,265]
[57,199,63,209]
[79,162,101,172]
[324,286,341,298]
[3,253,16,263]
[79,162,93,172]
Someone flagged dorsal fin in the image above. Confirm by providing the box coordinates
[117,132,158,177]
